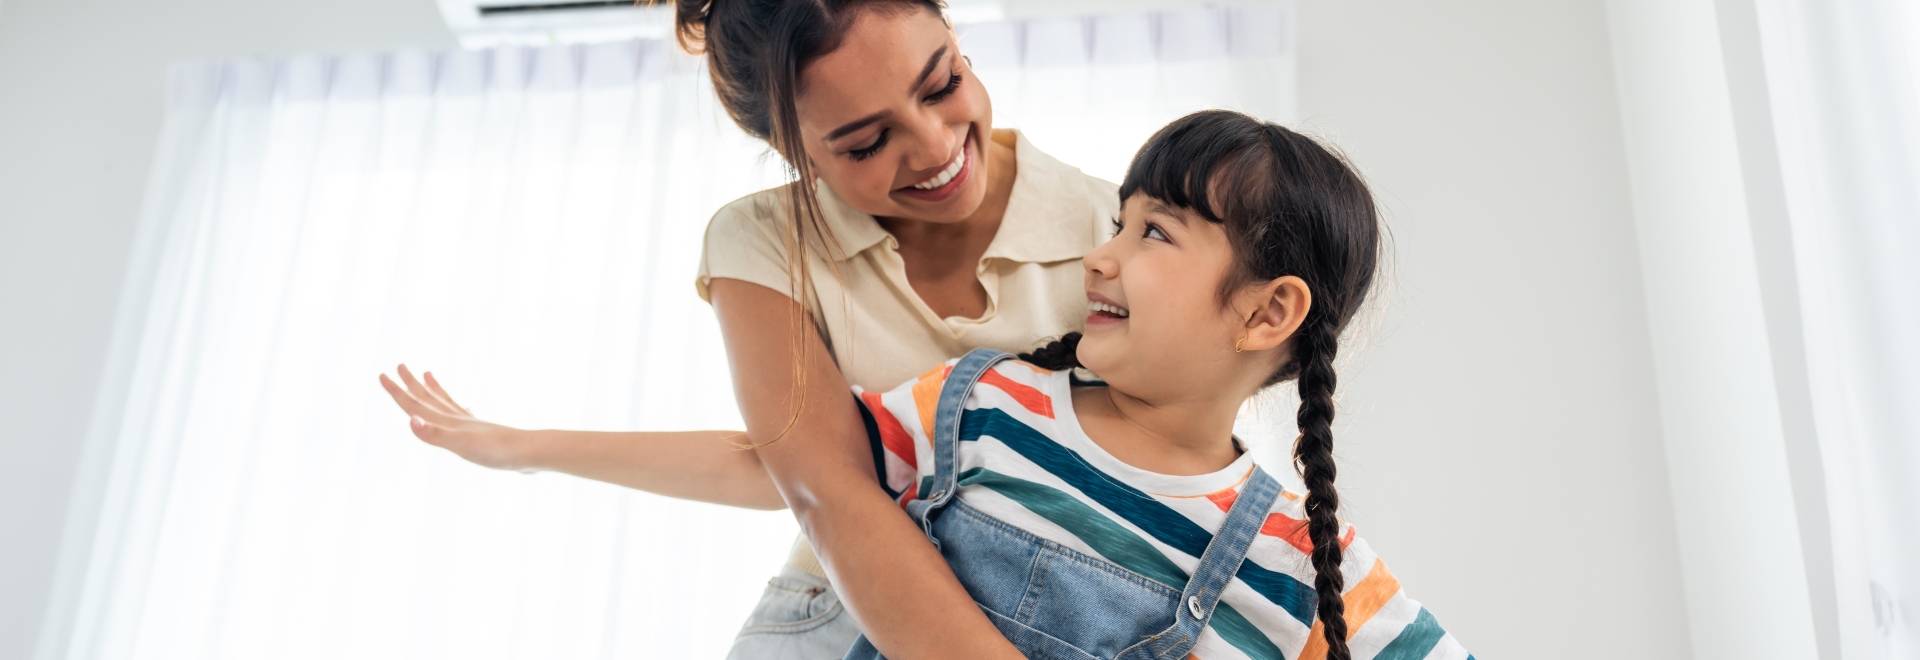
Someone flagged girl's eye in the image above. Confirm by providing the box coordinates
[849,128,890,161]
[1109,216,1125,236]
[925,71,963,104]
[1145,223,1170,242]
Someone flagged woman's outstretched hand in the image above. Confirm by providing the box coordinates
[379,364,539,472]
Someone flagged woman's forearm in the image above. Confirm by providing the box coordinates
[524,429,785,510]
[383,367,783,510]
[710,279,1024,660]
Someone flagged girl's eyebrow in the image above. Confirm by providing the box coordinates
[1146,200,1191,226]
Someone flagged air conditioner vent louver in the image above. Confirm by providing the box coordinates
[476,1,642,17]
[438,0,672,48]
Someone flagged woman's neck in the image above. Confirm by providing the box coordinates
[878,128,1018,249]
[1070,384,1246,477]
[875,128,1019,320]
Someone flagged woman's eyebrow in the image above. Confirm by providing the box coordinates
[824,45,950,143]
[909,45,950,94]
[826,111,889,142]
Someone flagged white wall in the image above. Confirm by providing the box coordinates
[0,0,1694,658]
[0,2,454,657]
[1297,0,1693,657]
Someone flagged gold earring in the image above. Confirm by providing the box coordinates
[1234,337,1247,353]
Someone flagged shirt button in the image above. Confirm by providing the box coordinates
[1187,595,1205,619]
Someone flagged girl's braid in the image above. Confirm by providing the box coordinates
[1294,316,1350,660]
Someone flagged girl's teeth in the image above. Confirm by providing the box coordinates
[1088,301,1129,317]
[912,148,966,190]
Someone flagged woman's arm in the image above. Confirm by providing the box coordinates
[708,278,1023,660]
[379,367,784,510]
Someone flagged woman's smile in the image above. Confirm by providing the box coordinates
[892,126,974,203]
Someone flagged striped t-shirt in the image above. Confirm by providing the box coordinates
[856,359,1472,660]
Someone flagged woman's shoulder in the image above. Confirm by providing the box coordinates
[696,186,799,302]
[708,185,793,232]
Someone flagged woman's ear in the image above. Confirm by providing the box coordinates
[1237,276,1311,353]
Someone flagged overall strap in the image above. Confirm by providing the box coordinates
[903,348,1014,538]
[1126,465,1284,660]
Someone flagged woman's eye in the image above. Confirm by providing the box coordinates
[1145,223,1170,242]
[1109,217,1125,236]
[925,71,962,104]
[849,128,890,161]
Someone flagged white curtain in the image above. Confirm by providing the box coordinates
[44,6,1294,659]
[1753,0,1920,657]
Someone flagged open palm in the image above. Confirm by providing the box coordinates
[379,365,533,471]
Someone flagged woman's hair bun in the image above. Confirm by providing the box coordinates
[669,0,714,53]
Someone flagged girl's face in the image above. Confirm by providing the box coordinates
[1078,194,1253,399]
[795,7,993,224]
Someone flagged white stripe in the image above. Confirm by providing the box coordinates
[1348,589,1424,659]
[1420,633,1472,660]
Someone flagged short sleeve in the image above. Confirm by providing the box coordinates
[1084,173,1121,246]
[695,191,799,304]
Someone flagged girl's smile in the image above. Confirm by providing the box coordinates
[1085,291,1130,325]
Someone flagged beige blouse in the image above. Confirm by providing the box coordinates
[695,129,1119,576]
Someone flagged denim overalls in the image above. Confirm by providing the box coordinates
[844,349,1284,660]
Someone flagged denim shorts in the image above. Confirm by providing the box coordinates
[725,567,861,660]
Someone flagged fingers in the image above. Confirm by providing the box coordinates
[380,372,450,424]
[422,371,471,416]
[409,413,438,442]
[395,364,454,416]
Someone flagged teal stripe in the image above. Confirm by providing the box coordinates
[960,468,1190,590]
[1375,608,1446,660]
[1209,602,1286,660]
[963,469,1290,660]
[960,409,1318,624]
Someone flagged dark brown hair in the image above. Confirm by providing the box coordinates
[671,0,945,439]
[1020,110,1381,659]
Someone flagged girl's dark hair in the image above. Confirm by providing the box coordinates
[671,0,945,440]
[1023,110,1380,659]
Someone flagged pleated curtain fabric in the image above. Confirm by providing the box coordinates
[45,6,1296,660]
[1752,0,1920,655]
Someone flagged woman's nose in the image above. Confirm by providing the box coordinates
[902,115,958,172]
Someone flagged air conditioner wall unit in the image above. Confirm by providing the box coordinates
[434,0,1269,49]
[436,0,676,49]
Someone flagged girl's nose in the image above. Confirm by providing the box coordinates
[1083,235,1119,280]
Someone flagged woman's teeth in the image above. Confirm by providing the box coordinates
[1088,301,1129,318]
[911,147,967,190]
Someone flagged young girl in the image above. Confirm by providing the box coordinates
[841,110,1471,660]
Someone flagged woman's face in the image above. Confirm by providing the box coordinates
[795,7,993,224]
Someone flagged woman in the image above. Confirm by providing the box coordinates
[383,1,1102,657]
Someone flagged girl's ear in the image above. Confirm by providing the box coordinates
[1238,276,1311,353]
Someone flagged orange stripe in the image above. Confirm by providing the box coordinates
[1206,489,1238,513]
[860,390,916,478]
[1259,513,1358,554]
[978,369,1054,418]
[897,480,919,509]
[908,365,952,439]
[1297,559,1400,660]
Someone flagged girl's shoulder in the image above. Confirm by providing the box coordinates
[859,358,1063,434]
